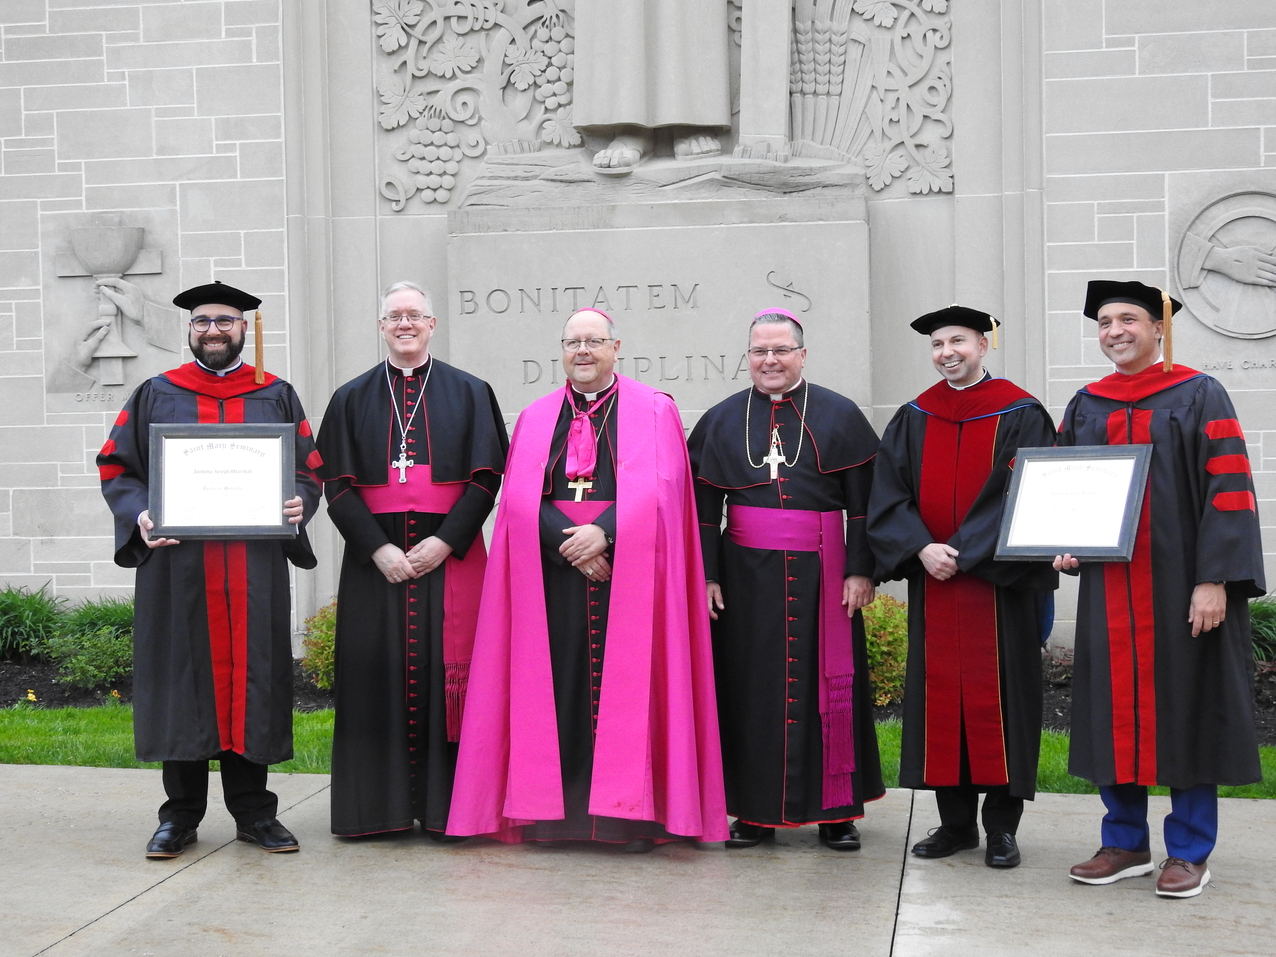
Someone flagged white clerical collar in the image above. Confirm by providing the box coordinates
[765,377,804,402]
[388,354,430,375]
[195,357,243,377]
[571,375,616,403]
[946,370,990,391]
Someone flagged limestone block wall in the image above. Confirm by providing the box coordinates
[1043,1,1276,579]
[0,1,289,603]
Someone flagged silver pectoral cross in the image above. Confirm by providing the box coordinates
[762,429,786,481]
[568,477,594,502]
[392,446,414,483]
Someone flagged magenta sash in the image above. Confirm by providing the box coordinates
[554,499,613,527]
[725,504,856,808]
[357,463,483,742]
[357,463,466,514]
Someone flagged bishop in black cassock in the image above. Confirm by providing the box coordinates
[688,310,884,851]
[315,282,507,838]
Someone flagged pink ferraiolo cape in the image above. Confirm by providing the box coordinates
[447,375,728,842]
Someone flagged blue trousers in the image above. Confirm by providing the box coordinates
[1099,783,1217,865]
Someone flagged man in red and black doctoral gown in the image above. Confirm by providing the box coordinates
[447,308,727,850]
[97,281,322,859]
[868,306,1057,869]
[315,281,507,839]
[1058,281,1264,899]
[687,309,884,851]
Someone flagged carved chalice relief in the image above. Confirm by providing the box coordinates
[1177,191,1276,340]
[67,225,145,386]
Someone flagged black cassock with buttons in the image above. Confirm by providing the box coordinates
[688,382,885,827]
[316,358,507,835]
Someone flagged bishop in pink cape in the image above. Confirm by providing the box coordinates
[447,374,728,842]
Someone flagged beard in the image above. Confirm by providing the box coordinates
[191,332,246,371]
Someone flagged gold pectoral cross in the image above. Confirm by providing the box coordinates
[568,477,594,502]
[762,428,786,481]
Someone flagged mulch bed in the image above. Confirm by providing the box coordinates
[4,654,1275,746]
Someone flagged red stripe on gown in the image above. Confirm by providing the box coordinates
[1103,408,1158,784]
[196,390,253,754]
[918,415,1008,786]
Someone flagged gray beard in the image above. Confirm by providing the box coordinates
[192,336,245,371]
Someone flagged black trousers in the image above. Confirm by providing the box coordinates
[934,785,1023,835]
[159,751,278,828]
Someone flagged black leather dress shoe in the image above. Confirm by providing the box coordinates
[424,828,468,844]
[726,820,775,848]
[235,818,300,853]
[911,825,980,858]
[146,822,198,859]
[617,838,656,854]
[984,831,1021,868]
[818,822,862,851]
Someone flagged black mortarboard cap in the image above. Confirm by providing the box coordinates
[172,280,261,313]
[1082,280,1182,321]
[910,304,1000,337]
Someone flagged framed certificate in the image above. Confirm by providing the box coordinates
[148,423,297,540]
[995,446,1152,562]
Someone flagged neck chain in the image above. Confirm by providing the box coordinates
[385,359,432,480]
[745,381,809,472]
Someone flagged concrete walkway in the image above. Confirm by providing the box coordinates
[3,765,1273,957]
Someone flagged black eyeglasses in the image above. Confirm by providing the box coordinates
[190,316,243,332]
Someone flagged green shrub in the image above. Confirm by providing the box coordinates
[0,584,63,661]
[43,596,134,690]
[1252,594,1276,663]
[302,599,337,691]
[863,594,908,706]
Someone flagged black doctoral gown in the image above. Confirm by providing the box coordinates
[1060,365,1264,789]
[316,358,508,835]
[687,382,885,826]
[97,362,321,765]
[867,376,1057,800]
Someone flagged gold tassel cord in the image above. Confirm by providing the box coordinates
[1161,290,1173,373]
[254,310,265,384]
[991,321,998,350]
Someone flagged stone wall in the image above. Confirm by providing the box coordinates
[0,1,289,603]
[1043,0,1276,578]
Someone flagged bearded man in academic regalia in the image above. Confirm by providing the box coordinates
[867,306,1057,870]
[97,281,322,859]
[446,308,727,850]
[1057,281,1264,899]
[686,309,884,852]
[315,281,507,840]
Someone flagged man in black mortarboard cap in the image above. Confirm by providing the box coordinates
[96,280,323,859]
[1057,279,1263,899]
[868,305,1057,870]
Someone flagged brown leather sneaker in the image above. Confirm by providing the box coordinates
[1155,857,1211,898]
[1068,846,1154,884]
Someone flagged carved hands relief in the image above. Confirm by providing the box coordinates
[790,0,952,193]
[1177,191,1276,340]
[373,0,580,209]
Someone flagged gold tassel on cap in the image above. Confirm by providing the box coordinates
[254,310,265,384]
[991,320,999,350]
[1161,290,1173,372]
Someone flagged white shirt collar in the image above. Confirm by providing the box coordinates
[571,374,616,403]
[946,370,990,391]
[194,357,243,377]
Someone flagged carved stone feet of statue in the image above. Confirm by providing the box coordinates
[593,130,654,175]
[673,132,722,161]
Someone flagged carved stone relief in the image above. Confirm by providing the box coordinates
[372,0,953,207]
[1176,191,1276,340]
[373,0,580,210]
[42,211,180,411]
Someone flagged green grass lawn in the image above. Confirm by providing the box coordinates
[1,706,1273,799]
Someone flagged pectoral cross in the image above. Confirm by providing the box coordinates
[763,428,786,481]
[392,448,414,483]
[568,476,594,502]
